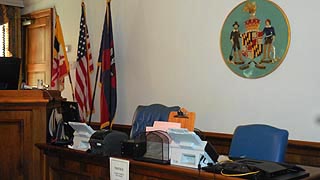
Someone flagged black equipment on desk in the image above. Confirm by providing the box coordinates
[48,101,81,145]
[205,141,219,163]
[61,101,81,140]
[133,131,171,165]
[89,129,128,156]
[61,101,81,123]
[121,132,146,158]
[202,158,309,180]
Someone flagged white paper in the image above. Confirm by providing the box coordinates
[146,121,181,132]
[110,157,130,180]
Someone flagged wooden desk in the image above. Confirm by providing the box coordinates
[36,143,240,180]
[36,143,320,180]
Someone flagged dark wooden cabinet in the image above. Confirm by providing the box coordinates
[0,90,62,180]
[36,144,237,180]
[36,144,320,180]
[0,110,32,179]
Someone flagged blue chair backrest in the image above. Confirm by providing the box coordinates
[130,104,180,139]
[229,124,289,162]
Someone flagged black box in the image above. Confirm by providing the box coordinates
[121,140,146,158]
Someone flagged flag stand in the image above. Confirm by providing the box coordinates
[68,73,75,101]
[88,65,100,126]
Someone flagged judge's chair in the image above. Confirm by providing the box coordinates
[229,124,289,163]
[130,104,180,139]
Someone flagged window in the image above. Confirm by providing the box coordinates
[0,23,10,57]
[0,4,20,57]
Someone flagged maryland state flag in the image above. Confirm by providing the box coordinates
[98,1,117,129]
[51,14,69,91]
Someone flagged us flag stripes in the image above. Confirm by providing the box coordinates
[75,2,94,122]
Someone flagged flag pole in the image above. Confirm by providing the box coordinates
[68,73,75,101]
[88,65,100,126]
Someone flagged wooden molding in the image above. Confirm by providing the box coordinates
[26,8,52,19]
[0,90,62,103]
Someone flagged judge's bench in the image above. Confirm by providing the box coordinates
[0,90,320,180]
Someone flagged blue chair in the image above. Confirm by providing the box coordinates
[229,124,289,162]
[130,104,180,139]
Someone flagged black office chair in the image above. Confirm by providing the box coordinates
[229,124,289,162]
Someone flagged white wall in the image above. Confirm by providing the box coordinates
[23,0,320,142]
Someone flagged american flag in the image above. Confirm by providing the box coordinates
[75,2,94,122]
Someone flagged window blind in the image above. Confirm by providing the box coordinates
[0,0,23,7]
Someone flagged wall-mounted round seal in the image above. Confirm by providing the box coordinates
[220,0,290,79]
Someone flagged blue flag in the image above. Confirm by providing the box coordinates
[98,2,117,129]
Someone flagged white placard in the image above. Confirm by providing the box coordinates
[109,157,129,180]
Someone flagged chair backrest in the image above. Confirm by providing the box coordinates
[130,104,180,139]
[229,124,289,163]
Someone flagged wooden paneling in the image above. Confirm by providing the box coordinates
[37,144,240,180]
[0,118,26,180]
[0,109,40,180]
[0,90,62,180]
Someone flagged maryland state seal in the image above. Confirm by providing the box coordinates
[220,0,290,78]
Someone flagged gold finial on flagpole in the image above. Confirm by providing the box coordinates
[53,6,57,16]
[105,0,111,33]
[106,0,110,29]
